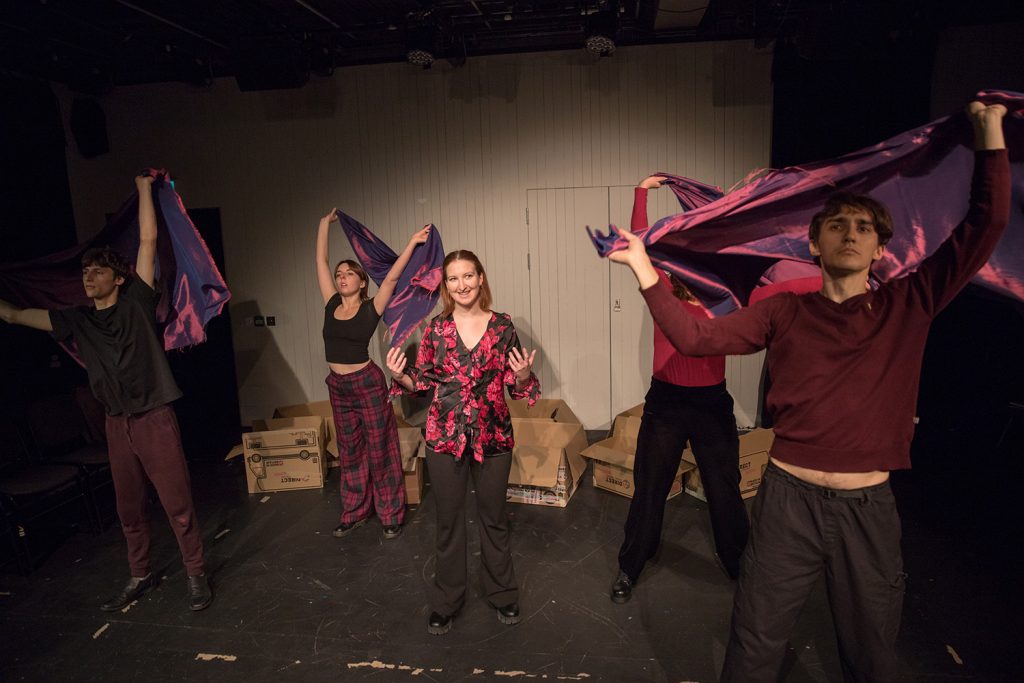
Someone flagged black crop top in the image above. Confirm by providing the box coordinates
[323,295,381,364]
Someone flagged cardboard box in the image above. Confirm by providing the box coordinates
[683,428,775,501]
[404,455,425,505]
[273,401,418,470]
[397,416,426,505]
[581,403,694,500]
[273,400,337,464]
[505,399,589,508]
[226,416,327,494]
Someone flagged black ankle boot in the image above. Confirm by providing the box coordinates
[610,571,634,604]
[496,603,521,625]
[427,611,453,635]
[100,574,157,612]
[188,574,213,611]
[332,518,368,538]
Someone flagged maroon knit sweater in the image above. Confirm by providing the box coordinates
[641,150,1010,472]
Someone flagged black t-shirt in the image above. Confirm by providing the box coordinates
[50,278,182,416]
[323,294,381,364]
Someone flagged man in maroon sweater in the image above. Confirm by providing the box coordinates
[608,102,1009,682]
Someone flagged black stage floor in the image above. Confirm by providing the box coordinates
[0,447,1018,682]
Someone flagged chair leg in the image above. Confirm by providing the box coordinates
[10,518,33,575]
[80,472,103,535]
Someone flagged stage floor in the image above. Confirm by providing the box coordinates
[0,444,1016,682]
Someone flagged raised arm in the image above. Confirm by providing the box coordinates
[609,226,772,356]
[135,174,157,288]
[971,101,1007,151]
[910,101,1010,315]
[315,209,339,305]
[0,298,54,331]
[372,225,430,316]
[607,224,662,291]
[631,175,667,232]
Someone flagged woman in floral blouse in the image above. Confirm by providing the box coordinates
[386,249,539,636]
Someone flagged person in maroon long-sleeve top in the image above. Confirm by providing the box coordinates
[607,102,1010,683]
[610,175,749,606]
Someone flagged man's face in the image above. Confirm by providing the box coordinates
[809,207,885,277]
[82,264,124,300]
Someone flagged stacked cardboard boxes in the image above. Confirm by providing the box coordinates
[683,428,775,501]
[226,415,328,494]
[228,402,425,500]
[272,400,338,467]
[395,411,426,505]
[581,404,694,499]
[505,399,589,508]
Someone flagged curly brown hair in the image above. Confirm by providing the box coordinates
[81,247,131,280]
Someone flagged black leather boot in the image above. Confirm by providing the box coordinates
[610,571,634,604]
[496,603,521,625]
[427,611,453,635]
[187,574,213,611]
[100,574,157,612]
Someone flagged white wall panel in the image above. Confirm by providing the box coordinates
[57,41,773,426]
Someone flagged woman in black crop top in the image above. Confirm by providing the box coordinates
[316,209,429,541]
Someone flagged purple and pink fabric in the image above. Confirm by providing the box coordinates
[590,90,1024,316]
[0,169,230,352]
[335,211,445,348]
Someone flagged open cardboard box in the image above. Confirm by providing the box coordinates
[272,401,419,471]
[505,398,589,507]
[273,400,337,464]
[683,428,775,501]
[396,412,426,505]
[225,415,327,494]
[581,403,693,500]
[228,400,424,499]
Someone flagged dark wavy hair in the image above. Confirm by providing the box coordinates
[334,259,370,302]
[81,247,131,280]
[809,192,894,246]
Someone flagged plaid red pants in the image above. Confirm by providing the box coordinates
[326,362,406,526]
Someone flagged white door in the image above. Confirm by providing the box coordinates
[527,185,764,430]
[610,184,763,428]
[526,187,612,429]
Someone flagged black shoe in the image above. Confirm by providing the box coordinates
[100,573,157,612]
[382,524,402,540]
[610,571,634,604]
[496,603,521,625]
[332,518,368,538]
[427,611,453,635]
[188,574,213,611]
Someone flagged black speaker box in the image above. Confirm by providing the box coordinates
[69,98,109,158]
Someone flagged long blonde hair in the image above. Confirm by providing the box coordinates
[439,250,492,317]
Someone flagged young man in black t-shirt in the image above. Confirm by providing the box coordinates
[0,174,212,611]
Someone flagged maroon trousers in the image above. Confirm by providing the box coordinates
[105,404,205,577]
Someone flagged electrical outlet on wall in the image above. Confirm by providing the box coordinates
[267,316,276,326]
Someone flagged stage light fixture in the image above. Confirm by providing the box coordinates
[585,34,616,56]
[407,48,435,68]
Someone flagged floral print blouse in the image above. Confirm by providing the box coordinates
[391,311,540,461]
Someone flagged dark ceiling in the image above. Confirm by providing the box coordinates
[1,0,1022,93]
